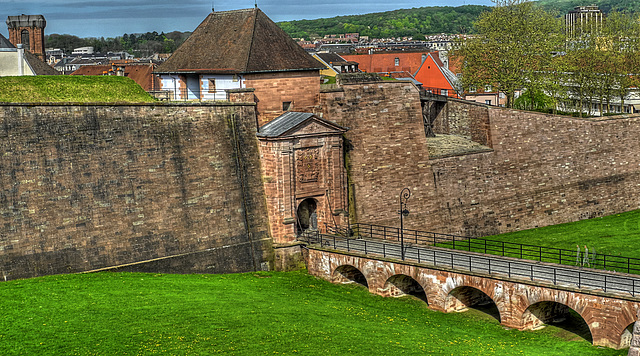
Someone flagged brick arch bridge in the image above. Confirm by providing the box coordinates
[305,248,639,349]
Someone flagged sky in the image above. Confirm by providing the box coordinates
[0,0,494,39]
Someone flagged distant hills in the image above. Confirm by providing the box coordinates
[277,1,639,41]
[277,5,489,40]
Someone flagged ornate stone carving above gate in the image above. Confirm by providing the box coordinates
[296,147,320,183]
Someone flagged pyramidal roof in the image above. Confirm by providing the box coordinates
[156,8,323,74]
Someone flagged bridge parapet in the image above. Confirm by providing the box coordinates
[304,245,640,349]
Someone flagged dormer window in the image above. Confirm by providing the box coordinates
[394,58,400,66]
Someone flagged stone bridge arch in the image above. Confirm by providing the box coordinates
[522,300,593,343]
[381,274,428,304]
[620,321,636,348]
[332,264,368,288]
[434,276,506,323]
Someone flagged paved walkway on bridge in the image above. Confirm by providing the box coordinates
[301,233,640,299]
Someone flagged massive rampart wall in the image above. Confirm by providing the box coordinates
[320,83,640,237]
[0,103,271,280]
[429,104,640,236]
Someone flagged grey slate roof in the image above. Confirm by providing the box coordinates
[0,33,14,49]
[316,53,346,64]
[257,112,346,137]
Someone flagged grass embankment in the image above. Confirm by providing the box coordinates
[437,209,640,270]
[0,76,156,103]
[0,271,624,355]
[484,209,640,256]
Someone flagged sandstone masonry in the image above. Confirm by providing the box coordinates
[0,103,272,279]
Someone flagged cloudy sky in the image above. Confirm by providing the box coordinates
[1,0,494,38]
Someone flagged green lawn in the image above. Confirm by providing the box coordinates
[482,209,640,257]
[0,271,625,355]
[0,76,156,103]
[434,209,640,272]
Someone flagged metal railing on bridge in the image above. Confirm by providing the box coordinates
[348,223,640,275]
[298,230,640,298]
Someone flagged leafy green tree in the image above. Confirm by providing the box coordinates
[513,88,554,111]
[454,0,564,108]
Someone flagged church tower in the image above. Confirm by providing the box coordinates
[6,15,46,60]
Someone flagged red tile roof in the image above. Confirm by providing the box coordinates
[71,63,160,91]
[341,51,437,75]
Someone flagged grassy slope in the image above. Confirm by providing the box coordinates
[480,209,640,258]
[0,271,625,355]
[0,76,156,103]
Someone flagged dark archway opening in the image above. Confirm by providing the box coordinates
[384,274,428,304]
[620,322,635,348]
[523,301,592,343]
[447,286,500,322]
[333,265,368,288]
[296,198,317,235]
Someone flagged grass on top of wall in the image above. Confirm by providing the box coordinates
[0,271,625,355]
[0,76,156,103]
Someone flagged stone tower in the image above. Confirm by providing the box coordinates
[6,15,46,60]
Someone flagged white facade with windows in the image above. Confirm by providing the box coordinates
[159,74,246,101]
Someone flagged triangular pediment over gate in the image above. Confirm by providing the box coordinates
[257,112,347,139]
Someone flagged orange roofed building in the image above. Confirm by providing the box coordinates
[342,51,460,98]
[70,62,160,91]
[341,51,429,75]
[413,52,460,98]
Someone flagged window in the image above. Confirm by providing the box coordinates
[283,101,292,111]
[208,79,216,93]
[469,86,476,93]
[20,30,30,50]
[394,58,399,66]
[485,100,492,105]
[441,89,448,96]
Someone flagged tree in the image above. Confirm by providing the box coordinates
[454,0,564,108]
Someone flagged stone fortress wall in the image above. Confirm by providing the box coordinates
[0,103,272,280]
[320,81,640,237]
[3,81,640,279]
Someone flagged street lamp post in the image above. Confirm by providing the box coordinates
[399,188,411,260]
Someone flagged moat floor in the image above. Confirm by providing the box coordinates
[427,134,492,159]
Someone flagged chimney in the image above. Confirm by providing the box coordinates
[17,44,24,76]
[116,67,124,76]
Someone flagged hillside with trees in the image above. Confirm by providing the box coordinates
[277,5,490,40]
[45,31,191,57]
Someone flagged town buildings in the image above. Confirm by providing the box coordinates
[565,5,604,38]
